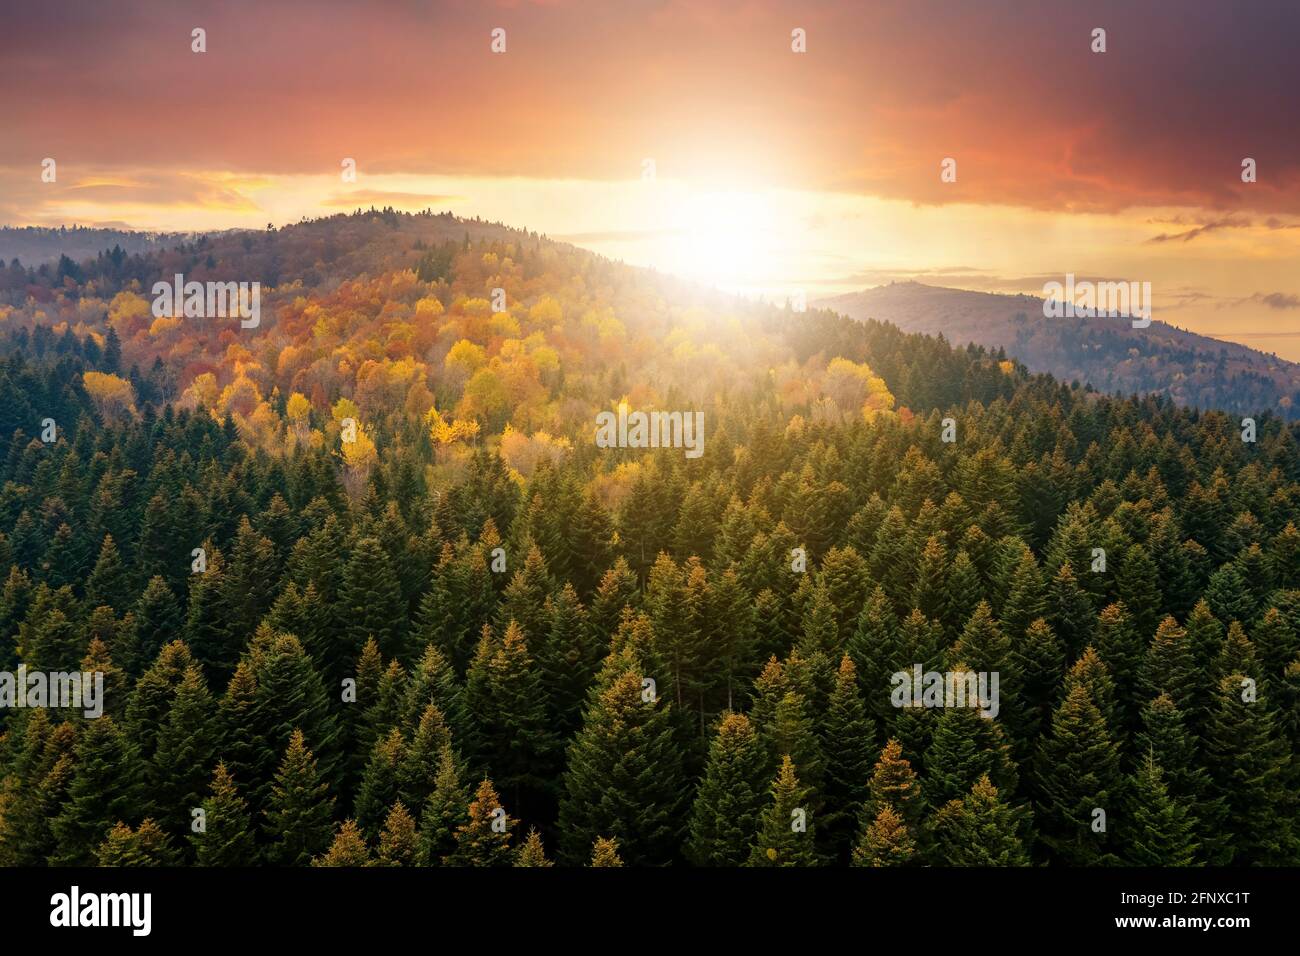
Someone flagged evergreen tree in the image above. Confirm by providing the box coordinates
[97,819,180,866]
[749,756,818,867]
[314,819,371,867]
[1032,684,1124,865]
[338,536,408,662]
[192,763,258,866]
[264,729,336,867]
[851,804,914,867]
[447,778,514,866]
[686,712,770,866]
[514,828,553,867]
[418,745,471,865]
[590,836,624,867]
[930,775,1029,866]
[1202,672,1296,864]
[558,664,687,865]
[1123,753,1199,866]
[49,716,144,866]
[376,801,419,866]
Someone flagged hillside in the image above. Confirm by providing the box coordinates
[817,281,1300,419]
[0,211,1298,870]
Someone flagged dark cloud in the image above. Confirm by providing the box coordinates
[1,0,1299,215]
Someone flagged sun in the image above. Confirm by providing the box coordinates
[666,188,780,289]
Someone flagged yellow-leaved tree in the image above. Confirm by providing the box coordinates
[82,371,137,421]
[820,357,895,423]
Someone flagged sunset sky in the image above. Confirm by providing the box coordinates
[4,0,1300,356]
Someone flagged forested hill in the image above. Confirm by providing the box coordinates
[817,281,1300,420]
[0,226,206,269]
[0,210,1297,868]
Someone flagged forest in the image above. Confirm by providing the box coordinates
[0,210,1296,867]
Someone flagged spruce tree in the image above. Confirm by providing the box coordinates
[685,712,770,866]
[97,820,180,866]
[558,663,687,865]
[49,716,144,866]
[418,745,471,865]
[376,801,419,866]
[264,729,336,866]
[192,763,258,866]
[1202,672,1296,864]
[821,656,876,855]
[150,663,219,836]
[447,778,514,866]
[1032,684,1124,865]
[590,836,624,867]
[314,819,371,867]
[354,728,405,841]
[851,804,914,867]
[338,536,408,662]
[514,828,553,867]
[1123,753,1199,866]
[930,775,1029,866]
[748,756,818,867]
[863,738,925,833]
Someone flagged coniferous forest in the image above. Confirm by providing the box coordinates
[0,212,1296,869]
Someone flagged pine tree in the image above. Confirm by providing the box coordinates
[192,763,258,866]
[264,729,336,866]
[686,712,770,866]
[749,756,818,866]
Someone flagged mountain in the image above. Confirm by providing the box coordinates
[816,281,1300,419]
[0,225,212,266]
[1,210,1299,869]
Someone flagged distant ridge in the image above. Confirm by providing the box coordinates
[817,281,1300,418]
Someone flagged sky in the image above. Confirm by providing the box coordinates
[3,0,1300,356]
